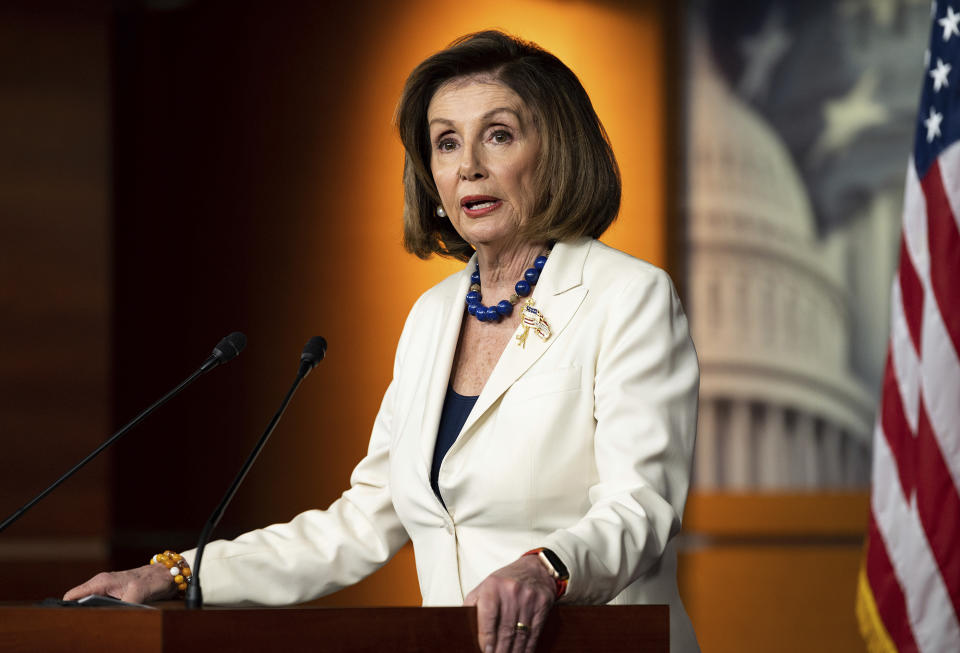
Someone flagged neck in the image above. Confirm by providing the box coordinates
[475,240,547,296]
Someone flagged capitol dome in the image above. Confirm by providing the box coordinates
[686,43,873,490]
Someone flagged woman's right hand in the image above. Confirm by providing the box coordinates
[63,564,178,604]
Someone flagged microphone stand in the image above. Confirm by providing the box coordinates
[0,363,225,532]
[0,332,244,534]
[186,338,325,609]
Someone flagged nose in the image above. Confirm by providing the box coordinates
[459,142,486,180]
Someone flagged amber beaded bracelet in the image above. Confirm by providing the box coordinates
[150,550,192,595]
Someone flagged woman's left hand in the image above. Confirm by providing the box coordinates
[463,554,557,653]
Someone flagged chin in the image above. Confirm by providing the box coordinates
[462,223,523,250]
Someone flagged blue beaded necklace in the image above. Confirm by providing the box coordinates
[465,253,548,323]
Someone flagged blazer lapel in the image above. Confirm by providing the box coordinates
[455,238,592,441]
[417,254,475,471]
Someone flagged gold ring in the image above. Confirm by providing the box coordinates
[515,622,529,633]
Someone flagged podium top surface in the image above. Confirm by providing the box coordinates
[0,603,668,653]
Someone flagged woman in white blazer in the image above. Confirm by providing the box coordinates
[66,31,700,653]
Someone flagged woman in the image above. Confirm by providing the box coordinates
[65,31,700,653]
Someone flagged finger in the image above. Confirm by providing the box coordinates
[523,609,549,653]
[63,572,118,601]
[65,566,170,604]
[510,616,533,653]
[62,584,90,601]
[510,589,544,652]
[476,593,500,653]
[495,602,520,653]
[63,583,89,601]
[63,574,115,601]
[464,587,479,606]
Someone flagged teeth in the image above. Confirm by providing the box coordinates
[467,200,496,210]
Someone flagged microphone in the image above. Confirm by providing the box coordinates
[0,332,247,534]
[185,336,327,609]
[201,332,248,372]
[298,336,327,377]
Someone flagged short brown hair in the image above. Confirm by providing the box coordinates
[396,30,621,261]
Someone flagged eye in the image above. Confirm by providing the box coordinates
[490,129,513,144]
[436,137,458,153]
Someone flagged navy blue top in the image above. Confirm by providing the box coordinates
[430,385,479,506]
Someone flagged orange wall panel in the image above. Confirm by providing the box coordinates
[680,493,869,651]
[679,544,866,653]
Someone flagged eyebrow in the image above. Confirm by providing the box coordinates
[428,106,522,129]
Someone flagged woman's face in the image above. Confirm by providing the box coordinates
[427,77,541,251]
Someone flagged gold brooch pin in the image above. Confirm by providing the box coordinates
[516,299,551,348]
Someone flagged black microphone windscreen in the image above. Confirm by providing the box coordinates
[213,332,247,363]
[300,336,327,368]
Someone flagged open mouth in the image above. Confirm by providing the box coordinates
[461,196,502,214]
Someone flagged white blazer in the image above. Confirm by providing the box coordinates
[185,238,701,653]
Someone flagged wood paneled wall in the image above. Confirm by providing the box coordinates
[0,2,112,599]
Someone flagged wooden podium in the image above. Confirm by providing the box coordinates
[0,604,667,652]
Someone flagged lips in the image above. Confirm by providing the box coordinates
[460,195,502,217]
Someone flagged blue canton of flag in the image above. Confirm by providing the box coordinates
[916,2,960,175]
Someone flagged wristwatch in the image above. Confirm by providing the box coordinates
[524,547,569,598]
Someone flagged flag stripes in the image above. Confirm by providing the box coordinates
[916,158,960,494]
[865,513,919,653]
[880,351,915,498]
[921,160,960,359]
[860,146,960,652]
[915,398,960,618]
[897,236,924,356]
[870,415,960,651]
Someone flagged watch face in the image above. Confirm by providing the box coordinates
[541,548,569,580]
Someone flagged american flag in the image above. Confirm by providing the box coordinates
[856,2,960,651]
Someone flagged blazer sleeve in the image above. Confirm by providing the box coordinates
[180,309,418,606]
[541,268,699,604]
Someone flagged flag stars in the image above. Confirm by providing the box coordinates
[930,57,952,91]
[939,5,960,40]
[925,106,944,142]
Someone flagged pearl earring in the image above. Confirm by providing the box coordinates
[436,206,447,218]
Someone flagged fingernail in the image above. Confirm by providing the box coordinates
[485,647,493,653]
